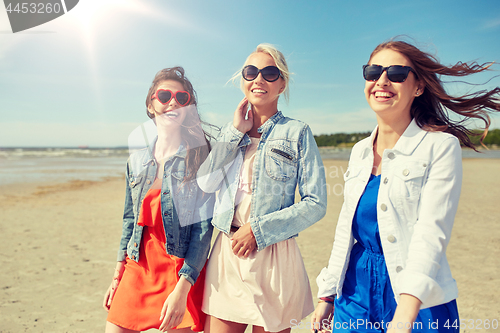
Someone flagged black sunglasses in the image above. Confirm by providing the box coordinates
[363,65,418,83]
[242,65,282,82]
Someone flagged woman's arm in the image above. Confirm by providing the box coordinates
[158,276,192,332]
[196,99,249,193]
[396,136,462,307]
[387,294,422,333]
[102,260,126,311]
[116,163,136,261]
[250,124,328,250]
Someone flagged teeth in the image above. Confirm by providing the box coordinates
[166,112,178,117]
[252,89,266,94]
[375,92,393,98]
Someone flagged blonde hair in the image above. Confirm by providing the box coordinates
[230,43,291,103]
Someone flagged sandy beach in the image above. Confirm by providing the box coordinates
[1,158,499,332]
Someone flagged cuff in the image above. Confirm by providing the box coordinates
[250,216,266,251]
[178,262,200,285]
[396,270,444,307]
[116,250,127,262]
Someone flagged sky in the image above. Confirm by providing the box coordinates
[1,0,499,147]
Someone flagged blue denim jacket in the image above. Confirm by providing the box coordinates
[197,111,327,250]
[118,141,214,285]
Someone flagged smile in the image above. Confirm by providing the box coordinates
[252,88,267,94]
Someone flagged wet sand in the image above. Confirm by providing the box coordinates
[0,159,499,332]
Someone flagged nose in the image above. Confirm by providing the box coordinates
[254,72,266,84]
[376,71,390,86]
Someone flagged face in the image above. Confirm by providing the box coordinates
[243,52,285,109]
[364,49,422,120]
[148,79,188,127]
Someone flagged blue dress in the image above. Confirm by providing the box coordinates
[333,174,459,333]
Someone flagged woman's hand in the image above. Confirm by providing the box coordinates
[159,276,192,331]
[231,223,257,258]
[103,261,126,311]
[233,97,253,134]
[310,301,334,332]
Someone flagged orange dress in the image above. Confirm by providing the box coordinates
[107,186,206,332]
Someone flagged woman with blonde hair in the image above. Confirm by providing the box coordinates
[198,44,327,333]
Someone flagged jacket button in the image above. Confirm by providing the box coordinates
[345,171,350,177]
[423,163,427,167]
[402,169,410,176]
[388,152,395,159]
[151,161,155,166]
[134,242,138,247]
[387,235,396,243]
[396,266,403,273]
[380,203,387,211]
[131,255,136,260]
[146,179,151,184]
[383,177,388,184]
[164,212,169,216]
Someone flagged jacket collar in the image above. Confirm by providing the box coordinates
[257,110,284,134]
[360,118,428,158]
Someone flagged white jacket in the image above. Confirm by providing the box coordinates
[317,119,462,309]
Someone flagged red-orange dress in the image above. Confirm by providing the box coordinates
[107,187,206,332]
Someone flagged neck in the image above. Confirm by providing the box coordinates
[154,127,182,162]
[374,114,412,150]
[248,103,278,137]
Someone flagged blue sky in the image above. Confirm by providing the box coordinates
[1,0,499,147]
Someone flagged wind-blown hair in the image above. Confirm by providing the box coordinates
[369,39,500,150]
[145,67,212,182]
[230,43,292,103]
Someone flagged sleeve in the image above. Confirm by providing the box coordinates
[197,123,245,193]
[396,136,462,304]
[178,188,215,285]
[116,162,135,262]
[250,124,328,250]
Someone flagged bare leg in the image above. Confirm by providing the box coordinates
[105,321,139,333]
[253,326,291,333]
[204,315,248,333]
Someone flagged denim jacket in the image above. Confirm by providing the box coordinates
[118,140,214,285]
[316,119,462,309]
[197,111,327,250]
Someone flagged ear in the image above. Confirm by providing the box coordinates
[147,103,155,115]
[279,85,285,94]
[415,82,425,97]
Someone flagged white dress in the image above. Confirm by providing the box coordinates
[202,137,314,332]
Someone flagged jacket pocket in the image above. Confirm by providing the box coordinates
[343,165,365,208]
[265,144,298,181]
[392,161,428,223]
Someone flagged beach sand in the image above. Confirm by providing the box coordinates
[0,159,499,332]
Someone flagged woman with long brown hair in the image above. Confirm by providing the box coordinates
[103,67,214,333]
[311,39,500,333]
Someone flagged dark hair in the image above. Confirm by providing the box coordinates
[369,39,500,150]
[145,66,211,182]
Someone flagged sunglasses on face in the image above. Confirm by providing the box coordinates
[242,65,282,82]
[363,65,418,83]
[152,89,191,106]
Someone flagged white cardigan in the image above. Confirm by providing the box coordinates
[317,119,462,309]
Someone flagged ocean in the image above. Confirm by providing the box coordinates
[1,147,499,186]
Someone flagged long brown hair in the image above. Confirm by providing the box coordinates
[369,39,500,150]
[145,67,212,182]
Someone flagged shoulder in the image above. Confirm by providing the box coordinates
[275,116,311,138]
[424,130,460,145]
[351,136,372,155]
